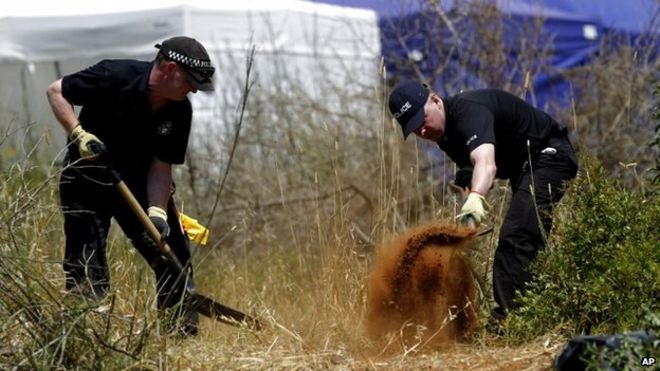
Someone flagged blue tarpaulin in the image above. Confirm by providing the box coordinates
[312,0,658,109]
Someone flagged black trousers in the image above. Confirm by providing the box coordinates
[491,134,578,319]
[59,155,195,310]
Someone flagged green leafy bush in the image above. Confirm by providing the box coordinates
[582,325,660,371]
[506,156,660,340]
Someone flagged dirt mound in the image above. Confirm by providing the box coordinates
[366,221,479,350]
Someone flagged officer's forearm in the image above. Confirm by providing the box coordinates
[46,79,78,134]
[470,162,496,196]
[147,159,173,211]
[469,143,497,195]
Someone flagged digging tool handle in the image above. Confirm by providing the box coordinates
[87,142,261,330]
[115,181,185,271]
[88,142,184,271]
[112,179,262,328]
[114,184,261,329]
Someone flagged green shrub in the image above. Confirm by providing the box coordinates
[582,323,660,371]
[506,156,660,340]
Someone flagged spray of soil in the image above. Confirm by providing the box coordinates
[366,221,479,350]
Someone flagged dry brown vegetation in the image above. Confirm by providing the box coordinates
[1,1,658,370]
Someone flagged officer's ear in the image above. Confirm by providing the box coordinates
[164,61,178,73]
[427,92,440,109]
[154,60,176,78]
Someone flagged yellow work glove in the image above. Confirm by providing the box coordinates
[69,124,105,159]
[459,191,487,224]
[180,212,209,245]
[147,206,169,241]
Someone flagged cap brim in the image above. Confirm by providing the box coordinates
[193,80,215,92]
[401,107,425,139]
[183,70,215,92]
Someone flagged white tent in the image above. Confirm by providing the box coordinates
[0,0,380,159]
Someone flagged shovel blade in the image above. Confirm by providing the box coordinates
[190,294,262,331]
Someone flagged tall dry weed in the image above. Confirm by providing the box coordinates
[1,2,658,369]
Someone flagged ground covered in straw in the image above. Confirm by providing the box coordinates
[166,325,566,370]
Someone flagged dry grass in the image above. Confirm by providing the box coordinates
[111,240,567,370]
[158,323,566,370]
[1,3,657,369]
[0,64,572,371]
[0,160,560,369]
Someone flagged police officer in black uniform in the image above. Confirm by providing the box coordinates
[46,36,215,336]
[388,80,578,327]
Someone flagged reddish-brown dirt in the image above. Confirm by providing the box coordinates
[366,221,479,351]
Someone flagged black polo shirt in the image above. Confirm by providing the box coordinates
[437,89,564,180]
[62,59,192,182]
